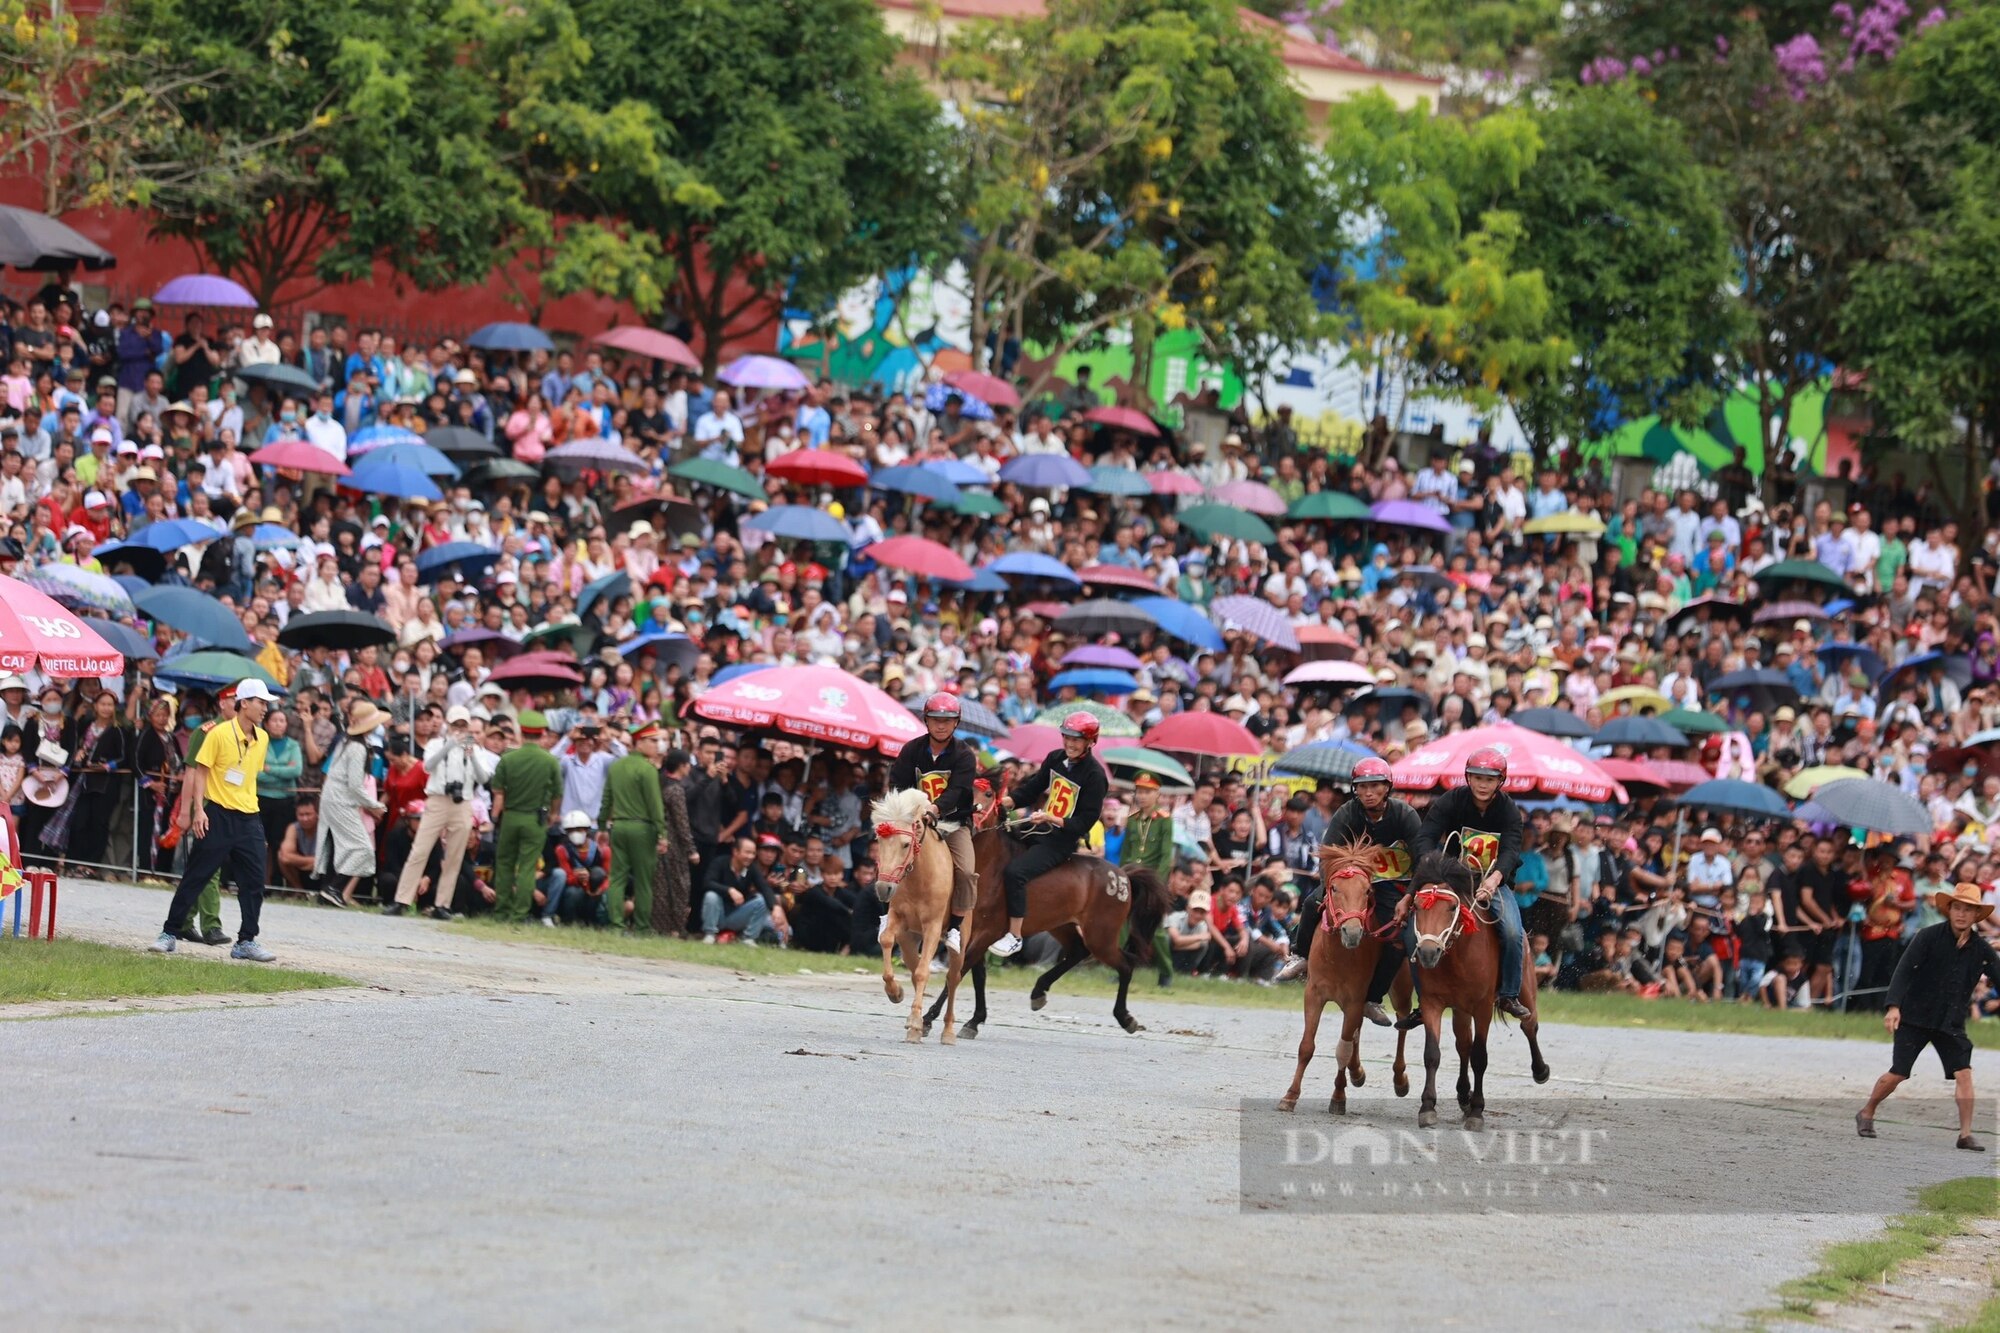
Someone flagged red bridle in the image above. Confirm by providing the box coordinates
[1319,868,1374,933]
[1410,885,1482,953]
[874,819,930,885]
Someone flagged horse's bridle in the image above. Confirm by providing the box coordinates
[873,813,935,886]
[1320,868,1374,933]
[1409,884,1481,954]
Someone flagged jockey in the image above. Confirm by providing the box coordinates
[886,692,981,954]
[1273,757,1419,1027]
[1403,746,1530,1023]
[993,710,1108,958]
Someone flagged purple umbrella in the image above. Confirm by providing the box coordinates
[1750,600,1831,626]
[1061,644,1144,670]
[544,438,649,476]
[1369,499,1453,534]
[1210,479,1288,516]
[154,274,258,308]
[718,355,809,391]
[999,453,1092,489]
[1210,595,1301,652]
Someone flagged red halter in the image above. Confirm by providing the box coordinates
[873,819,931,885]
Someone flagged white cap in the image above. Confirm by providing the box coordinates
[116,439,139,456]
[478,682,506,698]
[139,444,165,460]
[83,490,107,509]
[446,705,472,725]
[235,678,277,704]
[253,313,274,329]
[89,426,114,445]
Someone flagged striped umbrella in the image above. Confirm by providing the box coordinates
[1210,595,1301,652]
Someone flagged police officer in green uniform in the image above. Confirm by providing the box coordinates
[599,721,667,931]
[489,710,561,923]
[1118,773,1176,988]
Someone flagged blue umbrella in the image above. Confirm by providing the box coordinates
[1817,642,1886,682]
[871,464,961,503]
[711,661,775,687]
[944,565,1009,593]
[1879,651,1972,696]
[617,631,699,670]
[999,454,1092,489]
[1679,778,1793,819]
[415,541,502,584]
[80,616,157,661]
[111,574,151,601]
[1132,596,1226,652]
[578,569,633,617]
[252,524,306,551]
[347,458,443,502]
[746,505,848,543]
[924,382,994,421]
[133,585,254,652]
[1083,464,1152,497]
[925,458,988,487]
[1049,668,1140,694]
[125,518,225,552]
[348,425,425,453]
[359,441,460,479]
[1513,706,1595,740]
[988,551,1081,583]
[466,321,554,353]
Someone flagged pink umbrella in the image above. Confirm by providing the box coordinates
[594,326,700,369]
[1296,624,1359,661]
[1076,563,1160,594]
[488,656,585,687]
[1596,758,1668,790]
[1211,479,1288,516]
[1143,712,1262,757]
[767,448,869,488]
[863,535,973,583]
[1082,406,1161,437]
[942,369,1021,410]
[1282,659,1376,686]
[1644,758,1713,789]
[1391,723,1626,801]
[1148,469,1205,496]
[1001,724,1063,764]
[0,574,124,676]
[692,664,922,756]
[249,440,350,476]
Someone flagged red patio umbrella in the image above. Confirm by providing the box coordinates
[1142,711,1262,757]
[0,573,124,676]
[1076,563,1161,594]
[691,664,922,755]
[1391,723,1625,801]
[942,369,1021,409]
[248,440,351,476]
[593,325,700,368]
[863,535,973,583]
[766,448,869,488]
[1082,406,1161,437]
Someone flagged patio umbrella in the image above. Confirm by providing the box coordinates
[863,535,973,583]
[1512,706,1595,740]
[1031,701,1141,738]
[577,570,633,617]
[594,326,700,368]
[924,383,994,421]
[1595,716,1690,748]
[1143,712,1261,758]
[1289,491,1372,522]
[1679,778,1793,820]
[989,551,1080,583]
[154,274,257,307]
[1148,469,1206,497]
[466,322,554,352]
[719,355,810,391]
[768,448,868,488]
[1081,405,1161,437]
[869,464,959,503]
[1391,723,1626,801]
[1521,511,1606,536]
[746,506,850,544]
[22,564,134,616]
[545,439,649,477]
[80,617,156,661]
[277,610,396,651]
[1210,479,1287,516]
[1368,500,1453,534]
[1048,668,1140,695]
[415,542,504,585]
[1054,598,1157,639]
[249,440,350,476]
[358,442,460,478]
[154,650,280,691]
[425,426,501,458]
[124,518,226,553]
[999,454,1092,489]
[1099,746,1195,788]
[668,457,764,500]
[1810,778,1934,836]
[1750,600,1830,626]
[345,457,442,501]
[692,663,923,755]
[1076,564,1160,594]
[0,204,113,270]
[1179,504,1277,545]
[1281,660,1376,687]
[942,369,1021,409]
[233,361,321,397]
[0,576,124,676]
[1001,724,1064,764]
[1083,465,1152,497]
[1210,595,1301,652]
[1659,708,1732,736]
[133,586,253,652]
[1062,644,1144,670]
[1753,559,1848,596]
[1783,765,1871,798]
[1131,596,1225,652]
[1272,741,1375,783]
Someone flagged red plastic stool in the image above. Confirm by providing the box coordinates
[23,869,56,939]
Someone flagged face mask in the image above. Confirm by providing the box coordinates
[567,831,588,847]
[281,411,297,423]
[181,713,203,729]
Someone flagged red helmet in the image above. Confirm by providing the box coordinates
[1351,757,1393,786]
[1059,711,1101,743]
[922,693,961,721]
[1465,747,1509,779]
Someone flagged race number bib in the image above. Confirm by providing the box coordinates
[919,771,949,801]
[1375,844,1412,880]
[1459,830,1499,875]
[1044,775,1080,821]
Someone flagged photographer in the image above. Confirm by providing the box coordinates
[387,705,496,920]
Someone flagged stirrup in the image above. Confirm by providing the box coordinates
[1394,1009,1424,1031]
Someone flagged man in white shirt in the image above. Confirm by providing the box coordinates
[1840,506,1883,589]
[694,390,745,465]
[1685,829,1734,907]
[304,389,348,464]
[232,314,282,367]
[1410,454,1458,517]
[1909,525,1957,593]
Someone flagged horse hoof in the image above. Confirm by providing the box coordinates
[905,1028,924,1044]
[962,1023,980,1040]
[1277,1096,1298,1113]
[1120,1016,1142,1034]
[1349,1065,1366,1088]
[1464,1114,1484,1132]
[885,984,904,1005]
[1393,1074,1410,1098]
[1030,992,1046,1012]
[1533,1062,1551,1085]
[1328,1099,1346,1116]
[1418,1108,1438,1129]
[941,1028,957,1046]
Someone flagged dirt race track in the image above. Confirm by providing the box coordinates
[4,881,1995,1331]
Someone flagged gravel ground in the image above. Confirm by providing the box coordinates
[3,881,1995,1332]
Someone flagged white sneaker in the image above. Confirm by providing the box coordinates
[944,927,962,954]
[702,933,717,944]
[987,931,1022,958]
[541,917,557,929]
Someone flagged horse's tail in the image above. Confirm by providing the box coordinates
[1121,867,1171,965]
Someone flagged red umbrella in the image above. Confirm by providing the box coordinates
[1596,757,1669,791]
[1391,723,1626,802]
[248,440,351,476]
[489,657,585,688]
[691,664,922,755]
[766,448,868,488]
[1148,469,1204,496]
[1082,406,1161,437]
[1646,758,1713,789]
[863,535,973,582]
[942,369,1021,410]
[594,325,700,368]
[1143,712,1263,757]
[1077,563,1161,593]
[1295,624,1360,661]
[1023,601,1071,620]
[1001,723,1063,763]
[0,574,123,676]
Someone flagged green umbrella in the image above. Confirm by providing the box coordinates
[154,650,281,690]
[669,457,765,501]
[1754,559,1848,595]
[1288,491,1372,522]
[1660,708,1731,736]
[952,491,1009,517]
[523,622,596,655]
[1032,701,1142,738]
[462,458,539,484]
[1099,745,1195,788]
[1179,503,1277,544]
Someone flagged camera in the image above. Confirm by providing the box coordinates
[445,782,465,804]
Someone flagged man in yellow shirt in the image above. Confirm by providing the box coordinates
[150,678,280,961]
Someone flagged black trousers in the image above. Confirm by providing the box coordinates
[164,804,268,943]
[1002,833,1078,918]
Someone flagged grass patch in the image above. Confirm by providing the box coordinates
[1953,1291,2000,1333]
[0,935,350,1005]
[1763,1177,2000,1320]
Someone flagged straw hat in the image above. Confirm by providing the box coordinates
[346,702,392,736]
[1931,882,1995,922]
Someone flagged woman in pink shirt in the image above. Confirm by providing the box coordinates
[504,391,552,463]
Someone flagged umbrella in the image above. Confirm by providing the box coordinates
[746,505,849,544]
[711,662,776,687]
[277,610,396,651]
[669,457,765,501]
[110,574,151,601]
[1344,686,1434,720]
[1666,596,1750,630]
[594,326,700,368]
[544,439,649,477]
[1369,500,1453,534]
[1149,469,1206,497]
[1880,651,1973,695]
[718,355,811,391]
[153,650,279,691]
[124,518,226,552]
[488,657,587,690]
[578,570,634,618]
[947,696,1009,741]
[441,628,525,659]
[999,454,1092,489]
[1595,716,1690,748]
[133,586,253,652]
[1520,796,1594,814]
[0,575,123,676]
[425,426,500,459]
[615,631,699,671]
[1210,479,1287,516]
[1295,624,1359,661]
[1180,504,1278,545]
[1142,712,1262,757]
[1210,595,1301,652]
[942,369,1021,409]
[1282,660,1376,687]
[1081,406,1160,437]
[1962,728,2000,751]
[1076,564,1160,594]
[1031,701,1141,738]
[153,274,257,307]
[0,204,113,270]
[93,541,179,580]
[944,565,1010,594]
[952,491,1009,518]
[80,617,156,661]
[345,458,442,501]
[1646,759,1715,788]
[692,664,922,756]
[416,542,504,584]
[1272,741,1374,782]
[1753,559,1850,596]
[233,361,321,397]
[462,458,540,485]
[768,448,868,488]
[348,424,426,454]
[1751,600,1830,626]
[1659,708,1732,736]
[1099,746,1195,788]
[1596,757,1669,790]
[21,563,135,616]
[1679,778,1793,820]
[1512,706,1596,739]
[1810,777,1934,836]
[924,382,994,421]
[1083,465,1152,497]
[1049,667,1140,694]
[1392,723,1626,801]
[466,322,554,352]
[1023,600,1071,620]
[925,458,989,487]
[249,440,350,476]
[1062,644,1143,670]
[869,464,960,503]
[863,535,973,583]
[1001,724,1064,763]
[1289,491,1372,522]
[1815,642,1887,682]
[1132,596,1226,652]
[356,442,460,478]
[1054,599,1157,639]
[1596,685,1673,715]
[1394,566,1455,593]
[1521,511,1607,536]
[520,624,596,657]
[1783,765,1871,798]
[1708,670,1800,708]
[989,551,1081,583]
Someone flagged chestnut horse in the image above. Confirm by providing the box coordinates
[1402,852,1551,1130]
[924,826,1171,1038]
[1278,842,1414,1114]
[871,790,958,1043]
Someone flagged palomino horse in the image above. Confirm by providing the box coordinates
[1278,842,1414,1114]
[923,826,1171,1038]
[1401,852,1551,1130]
[871,790,958,1043]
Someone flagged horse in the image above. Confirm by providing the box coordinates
[1278,842,1414,1114]
[1402,852,1551,1130]
[870,790,958,1043]
[923,825,1170,1039]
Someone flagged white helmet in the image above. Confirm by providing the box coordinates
[561,810,593,832]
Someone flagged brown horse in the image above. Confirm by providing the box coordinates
[1402,852,1551,1130]
[923,826,1171,1038]
[1278,843,1413,1114]
[870,790,958,1043]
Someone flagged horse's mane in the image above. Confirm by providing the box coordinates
[1412,851,1473,893]
[871,789,930,827]
[1319,840,1380,884]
